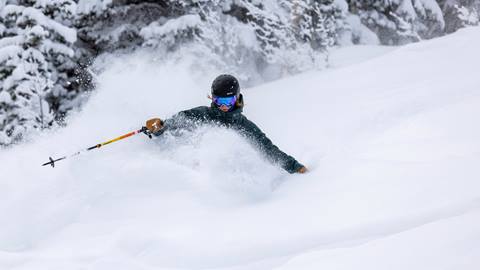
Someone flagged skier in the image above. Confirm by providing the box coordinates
[145,74,307,174]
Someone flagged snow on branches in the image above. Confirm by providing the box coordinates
[348,0,446,44]
[0,1,77,145]
[139,0,345,81]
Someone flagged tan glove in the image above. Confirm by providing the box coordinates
[146,118,164,133]
[297,166,308,174]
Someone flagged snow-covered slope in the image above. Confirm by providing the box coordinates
[1,27,480,270]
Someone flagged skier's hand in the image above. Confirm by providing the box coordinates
[146,118,164,133]
[297,166,308,174]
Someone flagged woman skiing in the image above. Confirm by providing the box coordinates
[145,74,307,174]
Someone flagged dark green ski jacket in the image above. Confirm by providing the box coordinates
[154,102,304,174]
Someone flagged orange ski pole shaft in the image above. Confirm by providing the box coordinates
[42,127,152,168]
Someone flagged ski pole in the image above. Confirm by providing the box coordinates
[42,126,152,168]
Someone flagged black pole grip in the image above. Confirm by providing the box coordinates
[141,126,153,139]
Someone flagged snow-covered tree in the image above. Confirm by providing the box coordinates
[140,0,350,81]
[439,0,479,33]
[454,4,479,27]
[75,0,169,53]
[194,0,266,81]
[141,14,202,53]
[348,0,445,44]
[291,0,346,50]
[33,0,78,116]
[140,0,258,80]
[0,2,76,145]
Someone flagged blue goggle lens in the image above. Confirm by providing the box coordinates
[213,95,237,107]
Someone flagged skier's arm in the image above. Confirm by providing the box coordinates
[146,107,210,136]
[146,113,190,136]
[238,117,305,174]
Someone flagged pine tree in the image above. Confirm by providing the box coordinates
[348,0,445,44]
[140,0,350,80]
[75,0,169,53]
[291,0,344,50]
[439,0,480,33]
[34,0,78,117]
[0,2,76,145]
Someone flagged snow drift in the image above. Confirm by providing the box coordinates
[0,27,480,270]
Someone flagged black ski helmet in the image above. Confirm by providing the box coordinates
[211,74,239,97]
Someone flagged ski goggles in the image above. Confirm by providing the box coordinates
[213,95,237,108]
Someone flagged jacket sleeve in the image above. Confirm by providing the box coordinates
[237,117,304,174]
[153,107,208,136]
